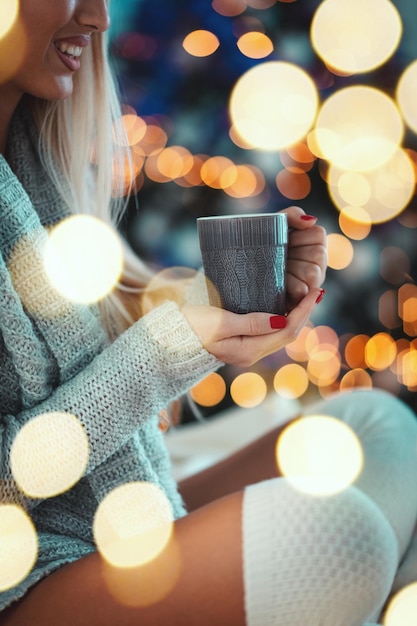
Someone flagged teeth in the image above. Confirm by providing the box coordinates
[56,42,83,57]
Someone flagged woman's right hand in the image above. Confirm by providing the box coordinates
[182,287,323,368]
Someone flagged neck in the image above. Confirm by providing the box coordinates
[0,91,23,155]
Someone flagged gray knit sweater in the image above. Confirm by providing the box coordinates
[0,104,219,610]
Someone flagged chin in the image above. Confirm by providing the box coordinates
[47,79,75,101]
[29,76,75,102]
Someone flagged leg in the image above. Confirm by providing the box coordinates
[0,492,245,626]
[2,389,413,625]
[181,386,417,548]
[179,421,286,511]
[305,389,417,560]
[243,478,397,626]
[0,479,397,626]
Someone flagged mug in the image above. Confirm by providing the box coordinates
[197,212,288,315]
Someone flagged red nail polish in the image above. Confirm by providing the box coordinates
[315,289,326,304]
[300,215,317,221]
[270,315,287,329]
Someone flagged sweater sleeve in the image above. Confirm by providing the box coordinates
[1,300,221,506]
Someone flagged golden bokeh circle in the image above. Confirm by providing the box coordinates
[43,216,124,304]
[230,61,319,151]
[311,0,402,74]
[93,482,174,568]
[276,414,363,495]
[0,505,38,592]
[10,412,89,499]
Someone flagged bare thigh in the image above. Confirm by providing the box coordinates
[0,492,244,626]
[179,420,290,511]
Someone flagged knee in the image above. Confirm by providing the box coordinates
[243,479,398,625]
[300,485,398,623]
[313,388,417,437]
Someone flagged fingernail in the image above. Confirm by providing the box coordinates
[315,288,326,304]
[300,215,318,221]
[270,315,287,329]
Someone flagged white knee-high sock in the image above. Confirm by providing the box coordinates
[304,389,417,559]
[243,479,397,626]
[243,389,417,625]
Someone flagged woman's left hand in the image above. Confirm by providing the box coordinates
[281,206,327,311]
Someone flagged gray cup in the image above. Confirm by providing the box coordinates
[197,212,288,315]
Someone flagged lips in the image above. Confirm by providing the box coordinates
[54,35,90,72]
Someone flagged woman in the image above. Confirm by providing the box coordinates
[0,2,416,625]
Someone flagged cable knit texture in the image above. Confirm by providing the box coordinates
[0,103,220,610]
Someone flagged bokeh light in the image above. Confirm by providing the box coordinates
[223,164,266,198]
[273,363,309,399]
[201,156,237,189]
[0,0,19,39]
[108,0,417,422]
[7,234,73,319]
[229,61,319,151]
[113,113,147,147]
[401,350,417,390]
[133,122,168,157]
[183,30,220,57]
[340,368,373,391]
[379,290,401,330]
[307,348,341,387]
[237,32,274,59]
[365,333,397,371]
[100,539,182,608]
[276,414,363,495]
[212,0,247,17]
[10,412,89,499]
[93,482,174,568]
[311,0,402,75]
[246,0,277,7]
[190,372,227,407]
[399,284,417,337]
[330,170,372,207]
[328,148,415,224]
[0,505,38,592]
[275,169,311,200]
[383,582,417,626]
[397,60,417,135]
[305,325,340,357]
[157,146,194,180]
[43,215,124,304]
[314,86,404,172]
[141,266,199,314]
[326,233,354,270]
[285,325,313,362]
[0,3,27,84]
[338,206,372,240]
[230,372,267,408]
[345,334,369,370]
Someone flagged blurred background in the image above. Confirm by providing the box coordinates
[108,0,417,420]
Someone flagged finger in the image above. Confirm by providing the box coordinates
[225,288,324,365]
[286,275,309,309]
[221,287,322,340]
[288,224,327,247]
[275,287,323,338]
[280,206,319,229]
[286,257,327,291]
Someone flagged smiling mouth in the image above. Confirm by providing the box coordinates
[54,42,83,59]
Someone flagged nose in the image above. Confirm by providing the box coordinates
[76,0,111,33]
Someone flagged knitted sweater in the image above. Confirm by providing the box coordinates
[0,104,219,610]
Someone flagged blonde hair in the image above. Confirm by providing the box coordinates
[31,30,153,339]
